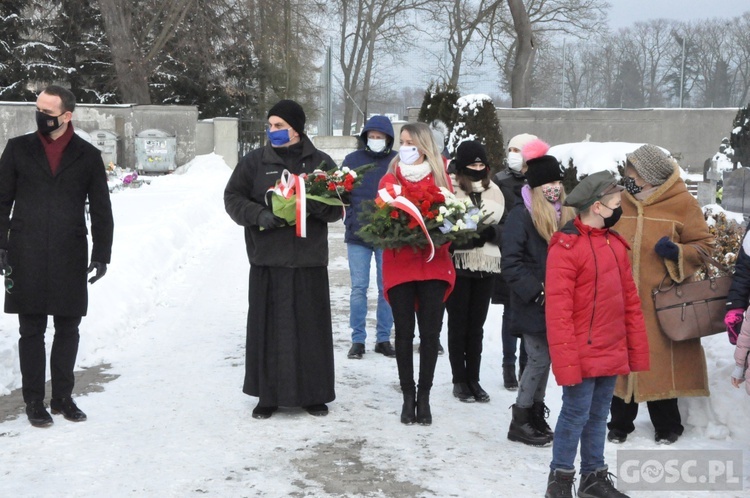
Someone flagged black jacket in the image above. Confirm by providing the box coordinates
[727,221,750,310]
[500,203,548,336]
[0,132,114,316]
[491,169,526,304]
[224,135,342,267]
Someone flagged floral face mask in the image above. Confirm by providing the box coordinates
[542,184,561,203]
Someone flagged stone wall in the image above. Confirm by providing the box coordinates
[407,107,738,173]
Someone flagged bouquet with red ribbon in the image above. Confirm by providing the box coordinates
[357,181,484,261]
[267,163,375,237]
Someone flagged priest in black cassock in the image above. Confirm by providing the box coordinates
[224,100,341,419]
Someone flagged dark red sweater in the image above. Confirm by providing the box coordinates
[37,123,75,176]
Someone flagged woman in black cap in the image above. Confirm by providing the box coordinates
[224,99,342,420]
[501,139,576,447]
[446,141,505,403]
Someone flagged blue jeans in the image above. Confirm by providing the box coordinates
[501,305,528,366]
[348,243,393,344]
[551,375,617,473]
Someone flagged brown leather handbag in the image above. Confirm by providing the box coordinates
[652,246,732,341]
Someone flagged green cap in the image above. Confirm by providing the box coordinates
[564,171,624,210]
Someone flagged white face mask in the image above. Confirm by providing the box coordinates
[367,138,387,153]
[507,152,524,172]
[398,146,421,165]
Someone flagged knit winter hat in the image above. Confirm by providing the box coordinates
[267,99,306,135]
[454,141,488,172]
[625,144,675,186]
[508,133,538,151]
[522,139,565,188]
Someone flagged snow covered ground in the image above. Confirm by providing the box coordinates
[0,153,748,497]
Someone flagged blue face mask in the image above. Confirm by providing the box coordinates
[267,128,292,147]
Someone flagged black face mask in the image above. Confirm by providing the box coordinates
[36,110,64,135]
[601,205,623,228]
[623,177,642,196]
[463,167,487,182]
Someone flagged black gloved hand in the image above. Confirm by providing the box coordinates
[257,209,286,229]
[87,261,107,284]
[655,236,679,261]
[471,225,496,248]
[307,199,331,217]
[0,248,10,275]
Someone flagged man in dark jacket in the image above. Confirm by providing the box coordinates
[491,133,536,390]
[224,99,342,419]
[0,85,114,428]
[343,116,397,360]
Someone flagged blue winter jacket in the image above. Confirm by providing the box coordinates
[342,116,398,246]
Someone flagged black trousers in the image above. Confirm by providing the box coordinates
[608,395,684,435]
[18,314,82,403]
[445,275,493,384]
[388,280,448,393]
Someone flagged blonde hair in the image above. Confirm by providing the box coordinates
[388,122,450,189]
[530,186,576,242]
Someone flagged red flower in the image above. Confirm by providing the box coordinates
[390,210,400,219]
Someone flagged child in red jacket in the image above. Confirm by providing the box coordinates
[544,171,650,498]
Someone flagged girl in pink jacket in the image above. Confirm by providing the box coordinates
[731,314,750,395]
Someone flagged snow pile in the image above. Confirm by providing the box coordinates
[549,141,674,178]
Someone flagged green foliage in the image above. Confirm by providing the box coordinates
[418,81,460,129]
[731,104,750,169]
[447,95,505,176]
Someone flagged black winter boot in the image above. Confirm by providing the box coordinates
[545,469,576,498]
[452,382,475,402]
[531,401,554,437]
[401,391,416,425]
[416,389,432,425]
[578,467,629,498]
[508,404,553,446]
[503,364,519,390]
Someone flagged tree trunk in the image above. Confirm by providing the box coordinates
[98,0,151,104]
[507,0,535,108]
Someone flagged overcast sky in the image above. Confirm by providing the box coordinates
[608,0,749,28]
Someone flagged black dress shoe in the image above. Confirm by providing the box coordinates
[468,381,490,403]
[252,404,278,419]
[50,397,87,422]
[305,404,329,416]
[26,400,53,428]
[374,341,396,357]
[347,343,365,359]
[452,383,476,402]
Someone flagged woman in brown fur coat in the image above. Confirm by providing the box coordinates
[607,144,714,445]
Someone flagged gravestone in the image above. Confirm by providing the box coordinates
[722,167,750,215]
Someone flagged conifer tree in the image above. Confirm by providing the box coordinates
[447,94,505,175]
[0,1,35,100]
[418,81,460,130]
[731,104,750,169]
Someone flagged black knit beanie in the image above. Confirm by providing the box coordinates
[267,99,306,135]
[525,155,565,188]
[454,141,489,172]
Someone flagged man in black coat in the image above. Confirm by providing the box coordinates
[224,99,342,419]
[0,85,114,427]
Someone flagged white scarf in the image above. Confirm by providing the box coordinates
[399,162,432,182]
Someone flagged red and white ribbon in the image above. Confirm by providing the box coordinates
[269,169,307,238]
[377,183,435,262]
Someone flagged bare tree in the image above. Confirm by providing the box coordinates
[98,0,195,104]
[506,0,535,106]
[333,0,431,135]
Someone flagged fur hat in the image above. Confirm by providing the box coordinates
[625,144,675,186]
[508,133,538,151]
[454,141,488,172]
[267,99,306,135]
[522,139,565,188]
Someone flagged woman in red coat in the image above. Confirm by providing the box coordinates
[379,122,455,426]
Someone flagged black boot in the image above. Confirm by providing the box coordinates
[578,466,629,498]
[503,364,519,390]
[452,382,475,403]
[508,404,553,446]
[545,468,576,498]
[416,389,432,425]
[401,391,416,425]
[531,401,554,438]
[50,397,87,422]
[468,380,490,403]
[26,400,53,428]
